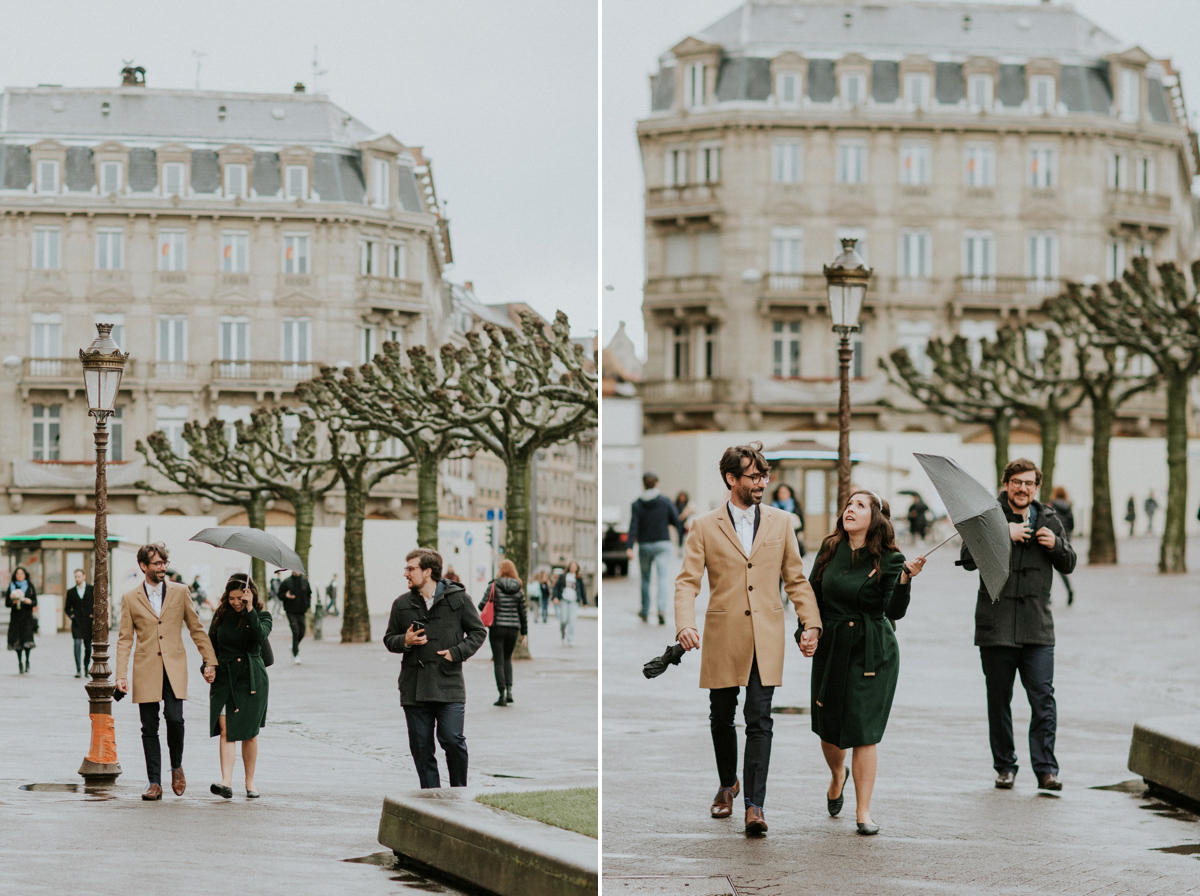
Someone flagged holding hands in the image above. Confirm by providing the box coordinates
[797,627,819,657]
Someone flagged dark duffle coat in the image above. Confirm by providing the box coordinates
[64,583,95,640]
[208,608,272,742]
[809,542,911,749]
[6,582,37,651]
[383,580,487,706]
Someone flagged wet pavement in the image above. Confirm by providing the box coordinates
[602,535,1200,895]
[1,609,596,895]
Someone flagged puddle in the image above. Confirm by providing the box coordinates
[19,783,116,801]
[1092,779,1147,795]
[345,852,399,867]
[1154,843,1200,857]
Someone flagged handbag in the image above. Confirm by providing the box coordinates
[480,582,496,627]
[261,636,274,667]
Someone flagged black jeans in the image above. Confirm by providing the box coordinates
[403,702,468,788]
[139,670,185,784]
[709,656,774,808]
[980,645,1058,777]
[489,626,519,693]
[287,612,306,657]
[73,637,92,674]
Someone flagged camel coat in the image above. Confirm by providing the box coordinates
[675,503,822,689]
[116,581,217,703]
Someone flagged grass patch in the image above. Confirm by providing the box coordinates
[475,787,597,839]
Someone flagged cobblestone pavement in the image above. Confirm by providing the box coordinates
[602,536,1200,895]
[1,610,596,895]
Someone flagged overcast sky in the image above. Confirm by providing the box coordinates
[0,0,598,337]
[602,0,1200,357]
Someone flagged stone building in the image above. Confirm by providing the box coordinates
[637,0,1198,436]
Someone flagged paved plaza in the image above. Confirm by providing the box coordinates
[603,534,1200,895]
[1,609,597,895]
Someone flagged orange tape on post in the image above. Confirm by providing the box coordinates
[87,714,119,764]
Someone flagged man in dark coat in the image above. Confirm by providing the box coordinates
[384,548,486,788]
[278,571,312,665]
[64,568,95,679]
[626,472,682,625]
[960,458,1076,792]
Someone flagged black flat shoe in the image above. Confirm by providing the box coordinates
[827,767,849,817]
[494,696,507,706]
[246,790,260,799]
[856,822,879,835]
[210,783,233,799]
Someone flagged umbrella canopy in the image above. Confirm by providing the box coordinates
[643,643,686,679]
[914,453,1009,602]
[189,527,306,577]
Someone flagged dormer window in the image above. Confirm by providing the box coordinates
[905,73,931,110]
[664,146,689,188]
[841,72,866,108]
[286,165,308,199]
[37,160,59,194]
[100,161,122,194]
[372,158,390,208]
[1031,75,1056,114]
[1119,69,1140,122]
[683,62,707,109]
[225,163,247,198]
[968,74,993,110]
[776,72,801,108]
[162,162,186,196]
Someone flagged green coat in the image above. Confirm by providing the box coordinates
[808,542,911,749]
[208,608,271,742]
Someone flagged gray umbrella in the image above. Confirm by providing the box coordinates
[190,527,306,576]
[913,453,1009,602]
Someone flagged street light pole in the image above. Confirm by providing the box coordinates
[78,323,129,788]
[823,239,872,512]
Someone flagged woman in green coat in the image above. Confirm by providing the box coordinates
[205,574,271,799]
[805,490,924,835]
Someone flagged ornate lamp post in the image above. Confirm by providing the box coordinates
[823,238,872,512]
[78,323,128,787]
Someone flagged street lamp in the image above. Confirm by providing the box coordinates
[823,238,872,512]
[78,322,129,787]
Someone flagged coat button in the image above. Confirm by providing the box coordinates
[748,585,753,591]
[745,610,751,616]
[747,563,753,568]
[157,652,161,656]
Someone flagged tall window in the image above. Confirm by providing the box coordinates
[36,160,59,194]
[1135,156,1154,193]
[671,324,691,380]
[372,158,390,207]
[959,320,997,367]
[896,320,933,375]
[899,229,932,279]
[904,73,931,110]
[964,143,995,187]
[31,313,62,375]
[701,324,716,378]
[776,72,801,107]
[95,228,124,270]
[1030,75,1056,113]
[698,145,721,184]
[1029,146,1056,189]
[221,231,249,273]
[100,161,122,194]
[841,72,866,107]
[155,405,189,457]
[695,231,721,275]
[219,316,250,376]
[158,230,186,271]
[110,407,124,462]
[388,242,407,279]
[157,314,188,378]
[664,233,690,276]
[769,226,803,289]
[33,227,60,270]
[281,317,312,378]
[217,405,253,446]
[286,165,308,199]
[162,162,185,196]
[1105,240,1126,281]
[1119,69,1140,122]
[772,140,802,184]
[962,230,995,288]
[360,239,380,276]
[968,74,993,109]
[359,326,377,364]
[684,62,706,109]
[772,320,801,378]
[283,233,310,274]
[837,139,866,184]
[224,163,247,198]
[1107,152,1126,190]
[1027,231,1059,291]
[899,141,930,186]
[32,404,61,460]
[664,147,689,188]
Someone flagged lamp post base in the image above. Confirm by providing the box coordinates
[78,759,122,788]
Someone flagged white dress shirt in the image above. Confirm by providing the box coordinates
[144,581,165,617]
[728,502,757,556]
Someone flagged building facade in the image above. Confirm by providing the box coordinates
[638,0,1198,436]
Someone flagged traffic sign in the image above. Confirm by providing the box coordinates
[464,531,473,546]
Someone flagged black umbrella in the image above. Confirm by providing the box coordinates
[189,527,306,576]
[643,643,686,679]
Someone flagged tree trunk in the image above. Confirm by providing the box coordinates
[1088,390,1118,565]
[245,494,268,600]
[1037,412,1060,505]
[292,495,314,573]
[504,451,533,583]
[416,451,439,550]
[340,467,372,642]
[1159,374,1189,573]
[990,414,1011,490]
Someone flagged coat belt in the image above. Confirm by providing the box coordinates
[814,611,885,714]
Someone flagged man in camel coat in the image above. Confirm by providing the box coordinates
[675,442,822,836]
[116,542,217,801]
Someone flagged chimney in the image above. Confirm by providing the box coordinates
[120,65,146,87]
[294,82,306,93]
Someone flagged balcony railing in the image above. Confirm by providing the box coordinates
[646,183,720,210]
[1107,189,1172,222]
[210,360,317,383]
[21,357,137,379]
[149,361,198,380]
[155,271,189,286]
[644,274,721,297]
[640,378,732,405]
[357,276,424,310]
[954,276,1063,300]
[760,272,829,296]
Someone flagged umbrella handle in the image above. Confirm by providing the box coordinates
[920,529,960,558]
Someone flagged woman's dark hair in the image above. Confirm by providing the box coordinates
[212,574,262,627]
[565,560,580,574]
[12,566,30,583]
[772,483,794,503]
[812,489,898,582]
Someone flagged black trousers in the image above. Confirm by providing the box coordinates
[139,670,185,784]
[709,656,774,808]
[403,702,468,788]
[980,645,1058,777]
[489,626,519,693]
[73,637,92,674]
[287,612,306,656]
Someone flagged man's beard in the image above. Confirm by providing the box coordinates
[735,481,762,506]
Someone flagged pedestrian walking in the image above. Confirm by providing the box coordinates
[479,559,527,706]
[325,574,340,616]
[674,491,696,547]
[770,483,806,555]
[553,560,587,646]
[533,570,551,623]
[627,472,682,624]
[205,574,271,800]
[960,459,1075,792]
[444,565,462,584]
[115,542,218,801]
[675,442,822,837]
[6,566,37,674]
[807,491,925,836]
[267,571,283,616]
[278,570,311,665]
[1125,496,1136,537]
[906,496,930,543]
[1049,486,1076,606]
[64,569,94,678]
[1144,491,1159,535]
[383,548,486,789]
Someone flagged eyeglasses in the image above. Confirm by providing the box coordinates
[1007,478,1038,490]
[740,473,771,485]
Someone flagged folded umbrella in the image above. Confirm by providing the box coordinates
[914,453,1010,602]
[189,527,306,577]
[643,643,686,679]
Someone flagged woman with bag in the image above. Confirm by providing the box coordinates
[7,567,38,674]
[204,574,272,799]
[479,559,527,706]
[552,560,587,646]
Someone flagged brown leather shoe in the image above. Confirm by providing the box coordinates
[1038,773,1062,791]
[744,806,768,836]
[142,783,163,801]
[171,767,186,796]
[995,771,1016,789]
[710,778,739,818]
